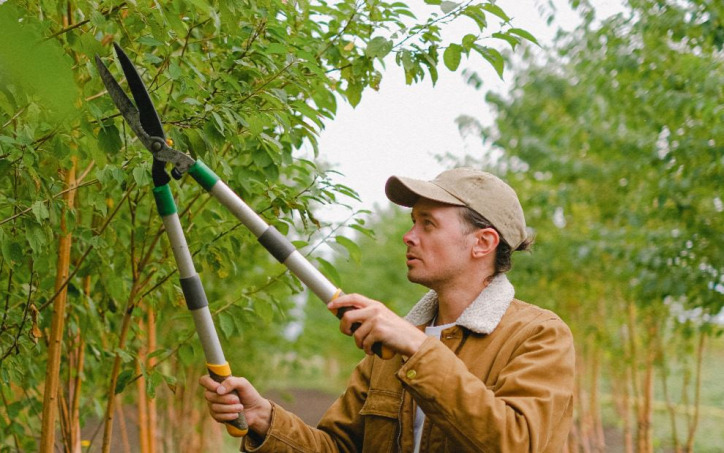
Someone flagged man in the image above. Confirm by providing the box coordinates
[200,167,575,452]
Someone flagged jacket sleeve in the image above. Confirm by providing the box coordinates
[241,356,373,453]
[397,316,575,452]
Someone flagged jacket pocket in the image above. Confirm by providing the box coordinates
[360,389,402,452]
[360,389,402,418]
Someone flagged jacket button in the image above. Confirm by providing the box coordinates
[406,370,417,379]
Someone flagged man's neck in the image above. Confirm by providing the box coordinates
[434,277,491,325]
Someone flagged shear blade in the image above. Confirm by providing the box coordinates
[95,54,146,138]
[112,43,166,140]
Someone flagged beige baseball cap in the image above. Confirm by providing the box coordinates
[385,167,527,249]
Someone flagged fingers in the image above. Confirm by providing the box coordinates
[208,400,245,422]
[329,294,428,357]
[199,376,247,421]
[328,294,379,334]
[328,295,389,355]
[327,294,368,320]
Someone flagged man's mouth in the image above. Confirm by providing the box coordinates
[406,253,420,264]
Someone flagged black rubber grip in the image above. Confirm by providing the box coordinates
[208,368,249,436]
[180,275,208,310]
[258,226,296,263]
[335,306,384,358]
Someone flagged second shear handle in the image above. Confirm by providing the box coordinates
[153,185,249,436]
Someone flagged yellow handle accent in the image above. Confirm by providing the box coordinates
[226,424,249,437]
[206,362,232,377]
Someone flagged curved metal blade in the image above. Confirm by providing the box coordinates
[112,43,166,140]
[95,54,149,144]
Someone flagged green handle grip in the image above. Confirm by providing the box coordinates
[207,362,249,437]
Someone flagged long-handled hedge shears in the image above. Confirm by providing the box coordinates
[94,43,391,437]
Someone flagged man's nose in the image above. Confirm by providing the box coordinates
[403,227,417,246]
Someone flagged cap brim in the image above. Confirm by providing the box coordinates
[385,176,465,208]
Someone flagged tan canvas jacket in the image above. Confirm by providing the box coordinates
[241,275,575,452]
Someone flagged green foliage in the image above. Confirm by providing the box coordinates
[486,0,723,317]
[0,4,77,123]
[466,0,723,447]
[0,0,527,448]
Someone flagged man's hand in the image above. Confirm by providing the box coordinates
[199,375,272,437]
[328,294,428,357]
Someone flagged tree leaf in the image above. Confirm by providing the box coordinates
[219,312,234,337]
[335,236,362,263]
[443,44,462,71]
[31,201,49,222]
[347,83,363,107]
[316,257,342,287]
[508,28,539,46]
[492,32,520,50]
[481,3,511,22]
[115,369,134,394]
[440,1,459,14]
[475,45,504,78]
[365,37,393,59]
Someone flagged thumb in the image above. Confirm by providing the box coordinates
[217,376,240,395]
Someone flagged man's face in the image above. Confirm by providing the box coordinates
[403,198,475,290]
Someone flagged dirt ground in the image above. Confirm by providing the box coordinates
[265,388,340,425]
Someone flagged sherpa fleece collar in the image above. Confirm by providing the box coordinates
[404,274,515,335]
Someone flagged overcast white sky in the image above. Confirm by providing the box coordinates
[309,0,625,221]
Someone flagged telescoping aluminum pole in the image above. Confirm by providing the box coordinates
[187,161,394,360]
[152,184,249,437]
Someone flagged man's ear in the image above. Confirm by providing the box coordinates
[471,228,499,258]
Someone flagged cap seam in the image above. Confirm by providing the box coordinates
[431,182,467,207]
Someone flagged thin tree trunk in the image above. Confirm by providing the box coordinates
[620,302,636,453]
[626,302,649,453]
[69,335,85,453]
[40,156,77,453]
[622,365,634,453]
[57,335,84,453]
[101,287,138,453]
[685,332,706,452]
[69,275,90,452]
[638,323,656,453]
[659,331,681,453]
[577,344,592,453]
[147,307,158,453]
[137,334,150,453]
[590,344,605,452]
[136,307,158,453]
[611,357,634,453]
[58,390,72,452]
[60,275,88,453]
[116,401,132,453]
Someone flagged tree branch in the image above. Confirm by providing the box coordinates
[45,2,128,40]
